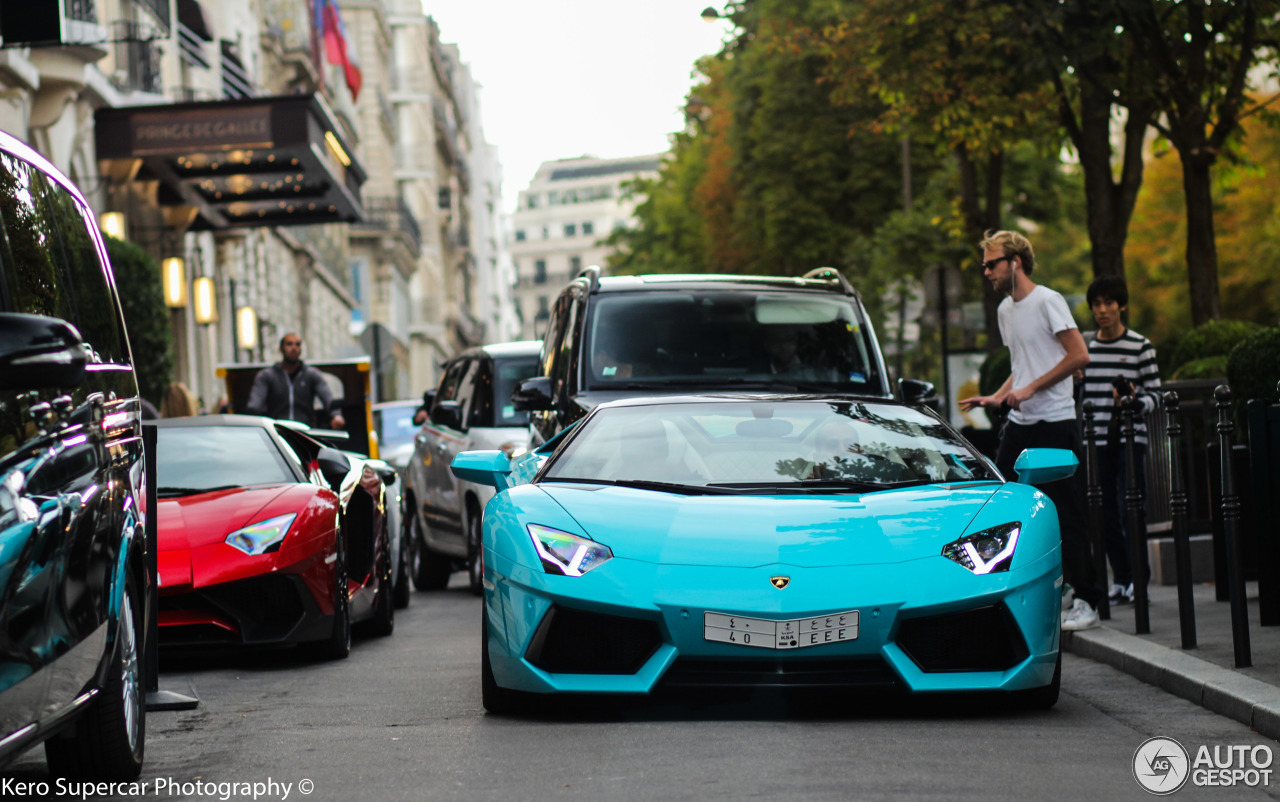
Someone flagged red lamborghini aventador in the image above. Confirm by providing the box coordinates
[153,415,394,659]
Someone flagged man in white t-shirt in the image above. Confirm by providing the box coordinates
[960,230,1102,631]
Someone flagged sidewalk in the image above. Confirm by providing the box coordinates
[1063,580,1280,739]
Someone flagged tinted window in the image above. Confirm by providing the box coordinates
[0,152,76,323]
[542,401,995,492]
[453,359,481,430]
[156,426,297,496]
[585,292,877,393]
[493,356,539,426]
[45,182,126,363]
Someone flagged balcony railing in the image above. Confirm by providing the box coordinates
[390,66,432,96]
[113,20,163,94]
[133,0,170,32]
[353,196,422,256]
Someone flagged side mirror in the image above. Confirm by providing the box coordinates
[897,378,937,406]
[0,313,87,391]
[430,400,463,430]
[316,446,352,487]
[511,376,552,411]
[451,450,513,490]
[1012,448,1078,485]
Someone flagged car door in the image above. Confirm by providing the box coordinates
[0,150,142,736]
[416,359,468,553]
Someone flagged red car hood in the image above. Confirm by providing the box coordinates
[158,485,293,551]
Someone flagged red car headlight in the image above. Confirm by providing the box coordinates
[225,513,297,555]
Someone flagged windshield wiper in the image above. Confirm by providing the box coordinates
[157,484,239,498]
[541,477,731,496]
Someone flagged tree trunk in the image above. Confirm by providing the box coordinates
[956,144,1003,349]
[1180,149,1222,324]
[1077,81,1124,279]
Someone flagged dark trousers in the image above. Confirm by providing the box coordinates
[1100,443,1148,588]
[995,419,1103,609]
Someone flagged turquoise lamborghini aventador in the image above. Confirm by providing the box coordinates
[452,395,1077,714]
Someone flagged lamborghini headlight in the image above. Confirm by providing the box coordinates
[225,513,297,555]
[942,522,1021,574]
[527,524,612,576]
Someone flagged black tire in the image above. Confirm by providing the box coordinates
[392,507,412,609]
[45,577,145,780]
[1015,649,1061,710]
[361,520,395,637]
[306,530,351,660]
[410,514,452,590]
[466,507,483,597]
[481,607,533,715]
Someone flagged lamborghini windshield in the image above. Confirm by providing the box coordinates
[541,400,997,494]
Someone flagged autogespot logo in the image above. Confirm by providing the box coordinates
[1134,737,1191,795]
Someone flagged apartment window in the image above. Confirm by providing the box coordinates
[541,226,549,239]
[535,295,550,321]
[514,229,526,242]
[534,260,547,284]
[526,194,540,209]
[570,256,582,272]
[563,223,576,238]
[582,221,594,236]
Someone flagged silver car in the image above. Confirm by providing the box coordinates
[373,400,424,608]
[404,341,541,594]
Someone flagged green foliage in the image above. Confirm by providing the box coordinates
[1226,328,1280,404]
[979,348,1011,396]
[1172,355,1229,382]
[1169,319,1266,376]
[105,235,173,404]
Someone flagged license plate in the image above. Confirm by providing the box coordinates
[703,610,859,650]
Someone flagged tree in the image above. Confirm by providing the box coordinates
[1012,0,1158,283]
[1118,0,1280,324]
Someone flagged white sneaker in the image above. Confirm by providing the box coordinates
[1062,598,1100,631]
[1060,583,1075,611]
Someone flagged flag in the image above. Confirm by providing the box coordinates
[315,0,362,101]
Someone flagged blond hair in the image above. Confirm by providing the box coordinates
[161,382,200,418]
[980,229,1036,275]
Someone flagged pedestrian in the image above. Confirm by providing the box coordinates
[245,332,346,429]
[1080,276,1161,606]
[960,229,1103,631]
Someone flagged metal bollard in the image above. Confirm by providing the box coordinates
[1215,385,1251,668]
[1121,394,1150,634]
[1163,392,1197,649]
[1082,401,1110,620]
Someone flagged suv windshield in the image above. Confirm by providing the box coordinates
[585,291,879,393]
[495,356,539,426]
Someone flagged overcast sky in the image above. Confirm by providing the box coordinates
[422,1,729,214]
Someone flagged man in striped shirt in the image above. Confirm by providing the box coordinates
[1081,277,1161,605]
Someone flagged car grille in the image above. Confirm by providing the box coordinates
[159,574,313,645]
[524,606,662,674]
[894,603,1030,672]
[658,657,900,689]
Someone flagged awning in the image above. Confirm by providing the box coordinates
[177,0,213,41]
[95,94,365,230]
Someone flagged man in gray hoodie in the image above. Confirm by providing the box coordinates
[246,333,346,429]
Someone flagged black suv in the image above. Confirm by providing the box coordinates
[0,132,148,778]
[515,267,923,445]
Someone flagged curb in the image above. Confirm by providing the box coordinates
[1063,627,1280,740]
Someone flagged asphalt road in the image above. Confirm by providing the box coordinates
[5,577,1280,802]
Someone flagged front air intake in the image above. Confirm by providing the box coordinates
[895,604,1030,672]
[525,606,661,674]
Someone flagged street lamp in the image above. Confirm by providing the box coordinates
[700,6,721,22]
[236,306,258,350]
[162,257,188,307]
[193,277,218,324]
[100,211,126,239]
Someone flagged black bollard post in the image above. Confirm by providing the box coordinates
[1163,392,1197,649]
[1215,385,1251,667]
[1121,394,1150,634]
[1083,401,1110,620]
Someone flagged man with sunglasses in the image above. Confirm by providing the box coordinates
[960,230,1101,631]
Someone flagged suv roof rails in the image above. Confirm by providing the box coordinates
[577,264,602,293]
[802,266,855,296]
